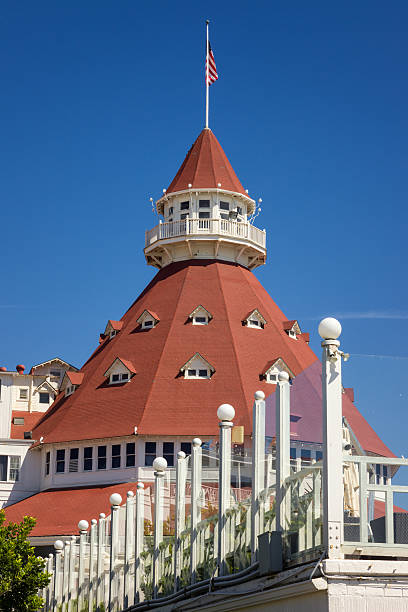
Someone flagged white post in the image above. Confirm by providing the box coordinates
[205,20,209,128]
[46,554,54,612]
[174,451,187,592]
[251,391,265,562]
[88,519,97,612]
[276,372,291,532]
[96,513,106,608]
[217,403,235,576]
[67,535,76,612]
[108,493,122,611]
[191,438,202,584]
[134,482,145,603]
[53,541,64,611]
[77,520,89,612]
[124,490,134,609]
[62,540,70,611]
[153,457,167,598]
[319,317,344,559]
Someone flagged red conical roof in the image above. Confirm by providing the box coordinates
[166,129,247,196]
[32,259,392,457]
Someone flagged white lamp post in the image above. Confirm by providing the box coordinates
[217,403,235,576]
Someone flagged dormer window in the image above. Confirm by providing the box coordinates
[189,305,213,326]
[180,201,189,210]
[136,310,160,330]
[262,358,294,384]
[104,358,136,385]
[104,320,124,340]
[243,309,267,329]
[283,320,301,340]
[62,372,84,397]
[180,353,215,380]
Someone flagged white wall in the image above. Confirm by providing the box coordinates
[0,440,41,507]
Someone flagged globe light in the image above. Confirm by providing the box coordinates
[78,520,89,532]
[217,403,235,421]
[54,540,64,551]
[109,493,122,507]
[318,317,342,340]
[278,371,290,382]
[192,438,202,447]
[152,456,167,472]
[254,390,265,400]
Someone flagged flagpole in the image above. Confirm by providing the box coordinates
[205,20,209,129]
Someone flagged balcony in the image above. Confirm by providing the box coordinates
[145,218,266,251]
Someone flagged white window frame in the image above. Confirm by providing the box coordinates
[142,319,154,329]
[247,318,263,329]
[109,372,130,385]
[109,330,117,339]
[184,368,211,380]
[192,315,209,326]
[19,388,29,400]
[0,455,21,482]
[65,385,75,397]
[267,372,279,384]
[287,329,297,339]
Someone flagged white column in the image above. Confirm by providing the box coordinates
[174,451,187,592]
[319,317,344,559]
[62,540,70,611]
[77,520,89,612]
[108,493,122,611]
[67,535,76,612]
[190,437,202,584]
[152,457,167,599]
[46,554,54,611]
[217,403,235,576]
[134,482,145,603]
[124,490,134,609]
[96,513,106,608]
[251,391,265,562]
[52,541,64,612]
[88,519,97,612]
[276,372,291,532]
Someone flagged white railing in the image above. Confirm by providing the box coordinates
[145,218,266,250]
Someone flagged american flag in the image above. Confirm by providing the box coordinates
[206,42,218,85]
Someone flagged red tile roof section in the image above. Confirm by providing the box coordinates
[30,259,394,458]
[118,358,137,374]
[283,320,297,331]
[65,372,84,385]
[10,411,43,439]
[108,320,124,331]
[166,129,247,196]
[4,483,151,537]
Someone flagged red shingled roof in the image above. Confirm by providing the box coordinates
[166,129,247,196]
[107,320,124,331]
[65,372,84,386]
[30,258,392,458]
[4,482,151,537]
[10,411,43,439]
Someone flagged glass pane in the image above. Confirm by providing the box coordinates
[0,456,8,481]
[145,442,156,453]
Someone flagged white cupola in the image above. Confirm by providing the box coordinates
[144,129,266,271]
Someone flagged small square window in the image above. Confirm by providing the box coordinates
[50,370,61,377]
[199,199,210,208]
[143,320,153,328]
[199,211,210,219]
[13,417,24,425]
[220,201,229,211]
[110,330,117,339]
[180,213,189,220]
[220,213,229,220]
[19,389,28,400]
[112,374,120,382]
[188,369,196,377]
[180,201,189,210]
[180,442,191,456]
[194,316,207,325]
[198,369,208,377]
[98,446,107,470]
[39,392,49,404]
[250,319,259,326]
[315,450,323,462]
[121,373,129,381]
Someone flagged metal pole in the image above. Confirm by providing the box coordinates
[205,20,209,128]
[174,451,187,592]
[251,391,265,562]
[276,372,291,532]
[190,438,202,584]
[152,457,167,599]
[319,317,344,559]
[108,493,123,612]
[217,403,234,576]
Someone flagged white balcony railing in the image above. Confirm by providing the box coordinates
[145,218,266,250]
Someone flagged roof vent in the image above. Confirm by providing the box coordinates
[24,431,32,440]
[0,366,6,372]
[16,364,25,374]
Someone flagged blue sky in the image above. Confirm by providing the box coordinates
[1,1,407,473]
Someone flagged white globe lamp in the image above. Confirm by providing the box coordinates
[217,403,235,422]
[109,493,122,507]
[153,456,167,472]
[318,317,342,340]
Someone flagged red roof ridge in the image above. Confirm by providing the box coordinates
[65,371,84,385]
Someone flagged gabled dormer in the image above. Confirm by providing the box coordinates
[33,379,57,406]
[283,320,301,339]
[136,310,160,330]
[262,358,294,384]
[188,305,213,326]
[104,320,124,340]
[180,353,215,380]
[61,372,84,397]
[104,358,137,385]
[243,309,267,329]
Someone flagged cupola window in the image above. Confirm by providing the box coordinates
[104,320,124,340]
[136,309,160,330]
[180,353,215,380]
[168,206,174,215]
[262,358,294,384]
[243,309,267,329]
[104,358,136,385]
[199,199,210,208]
[220,201,229,211]
[189,305,213,326]
[283,320,301,339]
[180,201,189,210]
[61,372,84,397]
[180,212,189,220]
